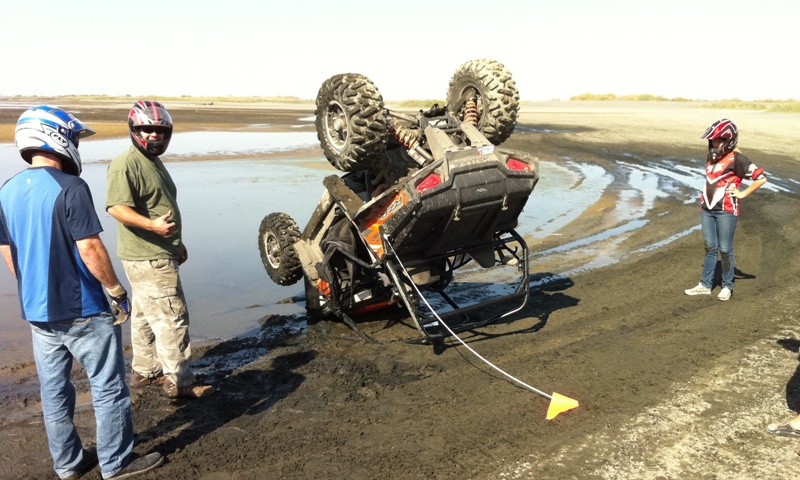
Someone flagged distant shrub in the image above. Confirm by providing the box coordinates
[753,98,796,103]
[570,93,617,101]
[618,94,670,101]
[767,101,800,113]
[571,93,695,102]
[697,98,800,113]
[702,100,768,110]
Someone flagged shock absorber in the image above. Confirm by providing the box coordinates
[386,113,431,165]
[463,96,478,126]
[387,114,420,150]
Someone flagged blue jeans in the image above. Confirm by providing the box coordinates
[31,313,134,479]
[700,209,738,290]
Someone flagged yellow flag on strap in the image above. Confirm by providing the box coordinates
[546,392,579,420]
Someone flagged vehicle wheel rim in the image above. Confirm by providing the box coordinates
[324,101,348,150]
[265,233,281,268]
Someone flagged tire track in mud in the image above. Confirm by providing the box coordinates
[488,193,800,479]
[494,297,800,479]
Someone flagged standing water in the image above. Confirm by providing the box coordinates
[1,130,742,367]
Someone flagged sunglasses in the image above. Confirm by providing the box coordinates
[138,126,167,135]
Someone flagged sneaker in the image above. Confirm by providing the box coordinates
[685,283,712,295]
[129,369,165,389]
[718,287,732,301]
[108,452,164,479]
[63,447,98,480]
[163,379,216,399]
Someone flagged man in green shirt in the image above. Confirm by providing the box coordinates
[106,100,214,399]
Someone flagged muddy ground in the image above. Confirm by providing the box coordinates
[2,101,800,479]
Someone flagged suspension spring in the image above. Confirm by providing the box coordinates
[463,97,478,126]
[387,115,420,150]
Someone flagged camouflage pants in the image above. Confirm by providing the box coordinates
[122,258,195,387]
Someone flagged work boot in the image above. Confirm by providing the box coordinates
[129,369,164,388]
[163,379,216,399]
[63,447,98,480]
[108,452,164,479]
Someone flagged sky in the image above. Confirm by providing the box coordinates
[0,0,795,101]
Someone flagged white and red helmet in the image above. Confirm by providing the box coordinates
[128,100,173,156]
[15,106,95,176]
[701,119,738,162]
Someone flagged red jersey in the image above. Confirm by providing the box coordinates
[701,151,765,216]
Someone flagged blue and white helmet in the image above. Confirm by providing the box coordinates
[15,106,95,176]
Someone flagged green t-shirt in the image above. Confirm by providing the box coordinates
[106,146,182,260]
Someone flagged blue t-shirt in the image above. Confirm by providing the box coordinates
[0,167,109,322]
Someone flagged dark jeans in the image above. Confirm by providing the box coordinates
[700,209,737,290]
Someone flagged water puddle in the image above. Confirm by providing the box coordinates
[519,160,611,237]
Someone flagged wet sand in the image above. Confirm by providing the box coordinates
[1,100,800,479]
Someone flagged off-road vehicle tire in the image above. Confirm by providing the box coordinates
[315,73,388,172]
[258,212,302,286]
[446,59,519,146]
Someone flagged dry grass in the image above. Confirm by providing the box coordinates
[0,122,128,143]
[0,125,13,143]
[701,99,800,113]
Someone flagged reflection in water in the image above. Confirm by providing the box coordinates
[519,161,611,238]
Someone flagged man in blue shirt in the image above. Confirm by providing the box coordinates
[0,106,162,479]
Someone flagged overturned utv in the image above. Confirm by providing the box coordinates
[258,59,540,346]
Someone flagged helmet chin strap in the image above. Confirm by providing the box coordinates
[708,148,724,162]
[145,139,168,156]
[707,139,731,163]
[132,132,166,158]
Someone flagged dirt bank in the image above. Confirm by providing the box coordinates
[2,102,800,479]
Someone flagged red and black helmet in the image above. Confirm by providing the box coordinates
[128,100,173,157]
[701,119,738,162]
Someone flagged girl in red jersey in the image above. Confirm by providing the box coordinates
[684,119,767,301]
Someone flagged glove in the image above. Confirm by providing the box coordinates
[106,284,131,325]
